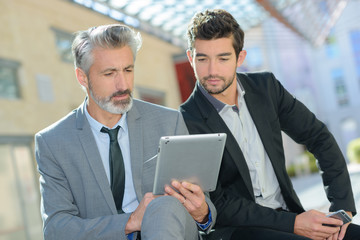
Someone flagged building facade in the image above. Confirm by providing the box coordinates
[0,0,183,239]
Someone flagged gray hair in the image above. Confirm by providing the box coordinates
[72,24,142,75]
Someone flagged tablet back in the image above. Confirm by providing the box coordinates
[153,133,226,195]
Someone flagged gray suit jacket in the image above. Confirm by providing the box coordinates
[35,99,216,240]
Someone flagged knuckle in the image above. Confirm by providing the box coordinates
[193,185,200,192]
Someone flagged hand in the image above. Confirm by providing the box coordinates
[294,210,342,240]
[125,192,158,234]
[338,211,352,240]
[165,180,209,223]
[326,231,339,240]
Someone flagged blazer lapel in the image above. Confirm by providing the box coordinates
[126,101,144,201]
[75,101,117,214]
[193,85,254,198]
[239,75,289,185]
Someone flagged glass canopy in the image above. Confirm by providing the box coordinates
[71,0,349,48]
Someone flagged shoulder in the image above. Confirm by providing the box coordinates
[35,108,78,139]
[179,85,205,113]
[133,99,179,115]
[130,99,188,135]
[238,71,278,88]
[237,71,286,99]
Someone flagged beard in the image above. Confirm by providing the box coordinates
[88,80,133,115]
[199,74,235,95]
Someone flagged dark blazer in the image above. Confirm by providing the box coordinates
[180,72,356,233]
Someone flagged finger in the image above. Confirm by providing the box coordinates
[331,231,339,240]
[317,229,338,239]
[171,180,191,197]
[338,223,350,240]
[321,225,341,235]
[181,181,202,195]
[164,184,186,204]
[173,181,201,205]
[322,216,343,227]
[326,234,336,240]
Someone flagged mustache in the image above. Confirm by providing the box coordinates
[110,89,132,98]
[203,75,225,81]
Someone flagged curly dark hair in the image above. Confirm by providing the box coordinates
[187,9,244,59]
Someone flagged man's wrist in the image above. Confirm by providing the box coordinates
[125,212,138,235]
[196,207,212,230]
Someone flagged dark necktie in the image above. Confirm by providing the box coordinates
[101,126,125,213]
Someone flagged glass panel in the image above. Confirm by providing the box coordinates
[51,28,74,63]
[0,145,26,240]
[350,30,360,82]
[331,69,348,106]
[0,65,20,99]
[13,146,42,240]
[0,144,42,240]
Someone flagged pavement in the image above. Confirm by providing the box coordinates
[291,163,360,224]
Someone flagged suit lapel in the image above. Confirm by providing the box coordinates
[239,75,288,185]
[126,101,144,200]
[76,101,117,214]
[194,86,254,198]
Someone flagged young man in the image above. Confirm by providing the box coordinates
[180,9,360,240]
[35,24,215,240]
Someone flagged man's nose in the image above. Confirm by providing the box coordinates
[114,72,127,90]
[208,60,218,75]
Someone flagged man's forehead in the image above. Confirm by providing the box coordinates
[193,38,234,53]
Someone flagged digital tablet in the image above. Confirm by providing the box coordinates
[152,133,226,195]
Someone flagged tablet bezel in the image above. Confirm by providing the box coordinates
[152,133,226,195]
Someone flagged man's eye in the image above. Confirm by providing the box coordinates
[125,68,133,73]
[197,58,206,62]
[220,58,229,61]
[104,72,113,76]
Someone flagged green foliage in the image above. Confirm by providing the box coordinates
[287,165,296,177]
[286,151,318,177]
[347,138,360,164]
[305,151,319,173]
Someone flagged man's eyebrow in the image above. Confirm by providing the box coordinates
[195,52,232,57]
[100,64,134,73]
[195,53,207,57]
[218,52,232,57]
[125,64,134,69]
[100,67,118,74]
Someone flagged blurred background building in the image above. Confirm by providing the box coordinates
[0,0,359,239]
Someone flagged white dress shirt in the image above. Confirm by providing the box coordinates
[199,81,287,210]
[85,106,139,213]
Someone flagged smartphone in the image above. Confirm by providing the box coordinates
[325,210,352,226]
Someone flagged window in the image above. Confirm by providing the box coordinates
[349,30,360,88]
[325,34,339,58]
[0,136,42,240]
[0,58,21,99]
[51,27,74,63]
[331,69,348,106]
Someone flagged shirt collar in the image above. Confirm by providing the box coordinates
[198,77,246,113]
[84,106,128,134]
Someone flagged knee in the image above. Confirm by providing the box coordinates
[141,196,198,239]
[146,195,185,215]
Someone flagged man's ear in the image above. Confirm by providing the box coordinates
[186,49,194,67]
[237,50,247,67]
[75,68,88,89]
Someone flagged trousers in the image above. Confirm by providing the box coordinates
[141,196,200,240]
[204,223,360,240]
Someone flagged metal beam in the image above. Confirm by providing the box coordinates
[255,0,309,42]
